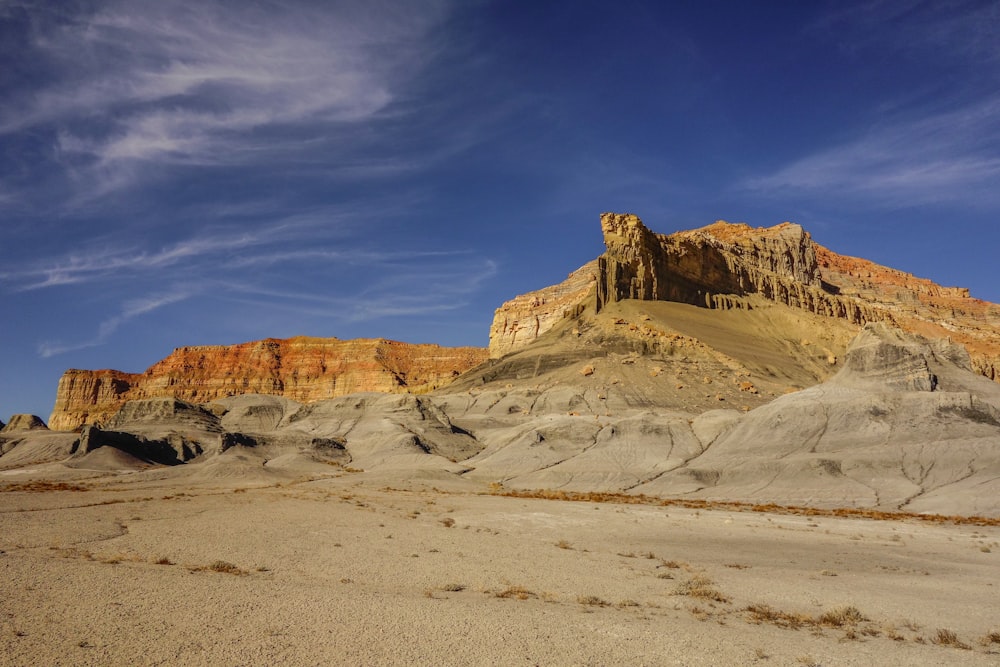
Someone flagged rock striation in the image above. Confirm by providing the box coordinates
[489,214,1000,386]
[0,414,49,433]
[49,337,488,431]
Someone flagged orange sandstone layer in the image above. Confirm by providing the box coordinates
[49,337,488,431]
[489,213,1000,382]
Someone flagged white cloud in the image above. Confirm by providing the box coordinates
[3,0,453,195]
[742,97,1000,207]
[38,287,192,358]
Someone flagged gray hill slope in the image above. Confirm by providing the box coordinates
[4,313,1000,516]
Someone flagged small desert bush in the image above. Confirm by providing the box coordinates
[577,595,610,607]
[2,480,88,492]
[817,605,867,627]
[744,603,811,630]
[493,585,535,600]
[932,628,970,650]
[555,539,572,549]
[440,517,456,528]
[207,560,247,576]
[979,630,1000,646]
[673,575,730,603]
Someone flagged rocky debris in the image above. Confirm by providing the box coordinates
[0,414,49,433]
[49,337,488,431]
[489,214,1000,387]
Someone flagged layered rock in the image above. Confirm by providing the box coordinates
[0,414,49,433]
[489,214,1000,386]
[49,337,488,431]
[487,260,598,358]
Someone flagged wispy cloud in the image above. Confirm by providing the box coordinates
[6,233,259,291]
[38,287,193,358]
[745,1,1000,210]
[814,0,1000,65]
[742,96,1000,207]
[219,257,499,323]
[2,0,453,198]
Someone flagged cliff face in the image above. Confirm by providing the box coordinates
[489,213,1000,384]
[49,337,488,431]
[487,260,598,358]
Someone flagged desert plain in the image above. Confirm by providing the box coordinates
[2,468,999,666]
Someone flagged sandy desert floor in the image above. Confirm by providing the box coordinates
[2,469,999,666]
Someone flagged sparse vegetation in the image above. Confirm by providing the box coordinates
[487,488,1000,526]
[979,630,1000,646]
[932,628,970,650]
[493,585,536,600]
[577,595,610,607]
[673,575,730,603]
[198,560,247,576]
[1,480,88,492]
[440,517,456,528]
[817,605,868,627]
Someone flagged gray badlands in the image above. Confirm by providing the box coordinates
[2,215,999,665]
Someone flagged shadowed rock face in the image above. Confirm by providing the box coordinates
[49,337,488,431]
[489,214,1000,385]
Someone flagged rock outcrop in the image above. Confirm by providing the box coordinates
[635,324,1000,514]
[0,414,49,433]
[488,260,598,358]
[49,337,488,431]
[489,214,1000,386]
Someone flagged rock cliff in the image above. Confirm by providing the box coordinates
[489,214,1000,385]
[49,337,488,431]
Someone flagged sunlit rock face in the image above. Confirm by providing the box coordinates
[48,337,487,430]
[0,414,49,433]
[489,213,1000,382]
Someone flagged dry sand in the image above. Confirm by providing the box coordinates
[2,471,999,666]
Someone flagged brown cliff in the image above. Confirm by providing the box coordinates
[489,213,1000,383]
[49,337,488,431]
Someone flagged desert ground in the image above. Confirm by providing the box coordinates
[2,468,998,666]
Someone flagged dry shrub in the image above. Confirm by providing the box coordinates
[744,604,810,630]
[817,605,868,627]
[979,630,1000,646]
[577,595,610,607]
[1,480,88,492]
[207,560,247,576]
[489,488,1000,526]
[494,585,535,600]
[440,517,456,528]
[555,540,573,549]
[673,575,730,603]
[932,628,970,650]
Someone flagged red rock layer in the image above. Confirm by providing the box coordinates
[49,337,488,430]
[490,213,1000,382]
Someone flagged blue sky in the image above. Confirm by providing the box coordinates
[2,0,999,421]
